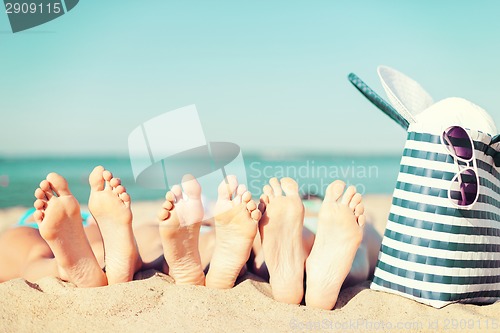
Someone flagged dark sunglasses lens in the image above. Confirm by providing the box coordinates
[443,126,473,160]
[449,169,478,206]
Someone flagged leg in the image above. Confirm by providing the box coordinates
[205,175,260,289]
[342,221,383,287]
[362,222,383,278]
[83,221,105,269]
[0,226,57,282]
[305,181,365,310]
[133,224,164,268]
[258,177,306,304]
[33,173,107,287]
[88,166,142,285]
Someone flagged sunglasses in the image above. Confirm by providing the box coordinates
[441,126,480,209]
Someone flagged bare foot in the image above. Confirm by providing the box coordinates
[88,166,142,285]
[259,177,305,304]
[305,180,365,310]
[33,173,107,287]
[205,176,260,289]
[158,175,205,286]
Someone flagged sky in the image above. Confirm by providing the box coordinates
[0,0,499,156]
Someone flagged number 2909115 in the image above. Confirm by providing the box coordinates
[5,2,62,14]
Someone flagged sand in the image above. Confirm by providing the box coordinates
[1,196,499,332]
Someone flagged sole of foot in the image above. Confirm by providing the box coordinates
[158,174,205,286]
[259,177,306,304]
[33,173,107,287]
[205,175,260,289]
[88,166,142,285]
[305,180,365,310]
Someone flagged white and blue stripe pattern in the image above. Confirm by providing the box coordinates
[370,126,500,308]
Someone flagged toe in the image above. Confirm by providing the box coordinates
[358,215,366,228]
[39,180,53,199]
[119,192,131,207]
[226,175,238,195]
[33,210,44,223]
[171,185,183,201]
[260,194,269,205]
[218,175,238,200]
[40,179,51,192]
[263,185,274,198]
[46,173,72,197]
[280,177,299,196]
[162,199,174,210]
[349,193,363,210]
[114,185,126,195]
[165,191,176,203]
[251,209,262,221]
[34,199,46,210]
[341,185,357,206]
[324,180,346,203]
[103,170,113,189]
[34,187,47,200]
[110,177,121,188]
[181,174,202,200]
[237,184,247,196]
[158,208,170,221]
[233,184,247,204]
[269,178,282,196]
[246,198,261,221]
[354,203,364,217]
[246,200,257,212]
[89,166,105,192]
[241,191,252,204]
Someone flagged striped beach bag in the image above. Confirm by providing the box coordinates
[349,66,500,308]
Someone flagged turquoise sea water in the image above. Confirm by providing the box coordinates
[0,155,401,208]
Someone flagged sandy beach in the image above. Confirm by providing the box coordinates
[0,195,498,332]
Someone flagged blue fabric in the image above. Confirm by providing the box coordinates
[17,207,91,229]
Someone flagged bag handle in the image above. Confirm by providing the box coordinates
[348,72,409,130]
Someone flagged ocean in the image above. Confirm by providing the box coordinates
[0,154,401,208]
